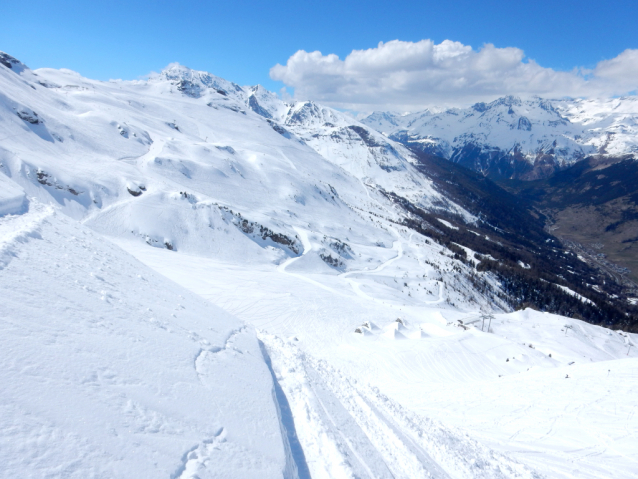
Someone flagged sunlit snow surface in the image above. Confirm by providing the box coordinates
[1,55,637,478]
[120,238,638,479]
[0,203,298,478]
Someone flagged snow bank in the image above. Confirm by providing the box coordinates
[0,171,26,216]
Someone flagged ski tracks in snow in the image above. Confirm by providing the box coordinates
[260,333,428,478]
[259,333,542,479]
[339,228,410,302]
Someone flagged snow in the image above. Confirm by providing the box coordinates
[118,239,638,479]
[437,218,459,230]
[556,284,596,305]
[361,96,638,167]
[0,171,26,216]
[0,202,297,478]
[2,53,638,478]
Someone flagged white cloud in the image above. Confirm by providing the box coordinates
[593,49,638,90]
[270,40,638,111]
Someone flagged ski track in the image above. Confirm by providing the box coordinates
[306,366,393,479]
[358,396,450,479]
[338,227,408,303]
[259,334,543,479]
[277,227,351,298]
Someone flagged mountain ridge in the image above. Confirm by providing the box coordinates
[361,95,638,180]
[2,50,638,478]
[0,51,635,328]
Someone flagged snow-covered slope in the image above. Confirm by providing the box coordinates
[0,202,300,478]
[2,51,638,478]
[554,96,638,156]
[0,52,470,266]
[361,96,638,179]
[121,238,638,479]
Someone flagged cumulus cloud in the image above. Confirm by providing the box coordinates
[270,40,638,111]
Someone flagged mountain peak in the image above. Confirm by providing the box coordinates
[153,62,244,99]
[0,51,29,74]
[488,95,522,109]
[157,62,211,83]
[249,84,269,95]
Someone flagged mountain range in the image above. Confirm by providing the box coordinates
[361,95,638,180]
[1,51,637,478]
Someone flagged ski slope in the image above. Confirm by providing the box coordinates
[118,235,638,479]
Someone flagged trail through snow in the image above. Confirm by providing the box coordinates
[259,334,541,479]
[338,227,407,302]
[277,227,348,297]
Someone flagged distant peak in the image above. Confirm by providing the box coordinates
[163,61,186,70]
[489,95,522,108]
[152,62,244,98]
[248,84,279,101]
[249,84,267,93]
[158,62,199,80]
[472,102,488,113]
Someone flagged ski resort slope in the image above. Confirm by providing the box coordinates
[0,51,470,271]
[2,51,638,478]
[0,201,302,479]
[121,237,638,479]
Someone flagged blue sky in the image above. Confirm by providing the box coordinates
[3,0,637,108]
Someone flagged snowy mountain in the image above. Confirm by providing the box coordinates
[2,51,638,478]
[361,95,638,180]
